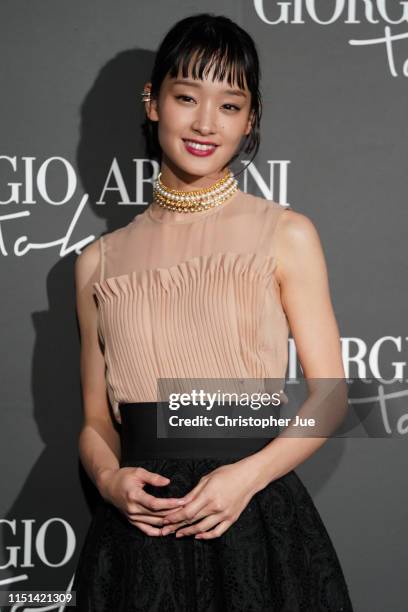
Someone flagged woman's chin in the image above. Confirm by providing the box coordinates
[164,150,232,179]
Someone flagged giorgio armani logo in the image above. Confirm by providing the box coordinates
[254,0,408,77]
[0,517,75,571]
[288,336,408,380]
[0,157,290,258]
[253,0,408,25]
[0,517,76,611]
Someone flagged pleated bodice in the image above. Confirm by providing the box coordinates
[92,189,291,423]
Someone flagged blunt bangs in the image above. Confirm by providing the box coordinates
[166,39,251,93]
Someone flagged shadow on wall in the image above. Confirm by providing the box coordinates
[77,47,158,231]
[1,47,156,594]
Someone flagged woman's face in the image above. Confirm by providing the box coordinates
[145,62,254,181]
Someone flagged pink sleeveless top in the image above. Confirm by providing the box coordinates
[93,189,292,424]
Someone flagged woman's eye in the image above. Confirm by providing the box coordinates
[176,95,195,103]
[175,96,240,111]
[222,104,240,111]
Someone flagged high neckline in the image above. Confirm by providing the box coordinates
[145,188,242,225]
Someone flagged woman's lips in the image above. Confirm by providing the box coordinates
[183,139,218,157]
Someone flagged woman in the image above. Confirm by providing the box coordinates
[72,13,353,611]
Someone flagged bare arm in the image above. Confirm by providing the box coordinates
[75,241,187,530]
[244,208,346,491]
[156,209,348,536]
[75,239,121,499]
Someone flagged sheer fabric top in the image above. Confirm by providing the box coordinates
[92,189,292,424]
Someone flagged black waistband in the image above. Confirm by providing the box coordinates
[118,401,274,463]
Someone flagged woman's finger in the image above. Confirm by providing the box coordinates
[128,520,164,536]
[160,479,214,524]
[175,477,208,505]
[161,494,210,526]
[161,509,209,535]
[164,512,223,537]
[128,505,182,518]
[132,489,186,512]
[194,520,232,540]
[125,512,167,526]
[159,518,196,534]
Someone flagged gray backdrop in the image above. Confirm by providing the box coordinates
[1,1,407,610]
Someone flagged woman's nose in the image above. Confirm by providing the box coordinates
[191,103,217,134]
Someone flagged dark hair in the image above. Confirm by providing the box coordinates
[142,13,262,177]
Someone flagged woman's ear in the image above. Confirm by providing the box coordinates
[244,109,255,136]
[142,82,159,122]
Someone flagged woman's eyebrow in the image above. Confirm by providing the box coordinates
[172,79,247,97]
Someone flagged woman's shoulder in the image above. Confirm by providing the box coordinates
[269,203,323,269]
[240,190,292,218]
[74,236,102,287]
[239,193,321,262]
[248,193,316,233]
[96,216,140,249]
[75,221,132,277]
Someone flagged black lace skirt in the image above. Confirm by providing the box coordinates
[72,403,353,611]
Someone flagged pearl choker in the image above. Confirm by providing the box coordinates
[152,169,238,213]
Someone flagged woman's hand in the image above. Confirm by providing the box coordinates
[160,458,262,539]
[97,467,186,536]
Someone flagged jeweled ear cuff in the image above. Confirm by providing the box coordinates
[141,90,151,102]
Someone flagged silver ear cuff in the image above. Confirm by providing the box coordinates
[141,91,151,102]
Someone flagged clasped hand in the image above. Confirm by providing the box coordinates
[159,459,260,539]
[102,457,263,539]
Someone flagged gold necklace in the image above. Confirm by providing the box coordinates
[153,169,238,213]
